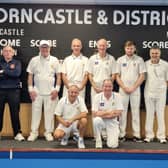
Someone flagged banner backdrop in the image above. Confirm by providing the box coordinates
[0,4,168,103]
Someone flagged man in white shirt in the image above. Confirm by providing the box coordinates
[88,38,116,103]
[54,85,88,149]
[116,41,146,142]
[27,40,61,141]
[92,79,123,148]
[144,46,168,144]
[62,38,88,98]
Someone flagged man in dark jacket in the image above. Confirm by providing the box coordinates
[0,45,25,141]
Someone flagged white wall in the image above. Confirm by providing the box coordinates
[0,0,168,5]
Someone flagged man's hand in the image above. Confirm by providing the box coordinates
[29,91,37,102]
[123,86,136,94]
[93,86,102,93]
[51,90,58,100]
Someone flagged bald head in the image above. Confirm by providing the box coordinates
[68,85,79,103]
[97,38,108,56]
[71,38,82,56]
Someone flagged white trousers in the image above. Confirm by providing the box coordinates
[119,93,141,138]
[145,95,166,140]
[93,117,119,148]
[31,94,58,135]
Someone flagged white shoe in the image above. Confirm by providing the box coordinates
[60,137,68,146]
[96,138,102,149]
[159,139,167,144]
[144,138,153,143]
[78,137,85,149]
[14,133,25,141]
[44,133,54,141]
[101,129,107,141]
[27,133,38,141]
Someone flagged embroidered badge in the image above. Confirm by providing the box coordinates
[10,64,15,69]
[95,61,99,65]
[100,102,104,106]
[122,63,127,67]
[76,106,80,111]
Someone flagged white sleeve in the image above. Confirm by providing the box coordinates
[88,57,94,74]
[92,94,99,112]
[166,63,168,81]
[61,58,67,74]
[79,97,88,113]
[26,58,34,74]
[83,57,89,74]
[115,94,124,111]
[111,57,116,74]
[116,58,121,74]
[55,58,61,74]
[139,57,146,74]
[54,98,63,116]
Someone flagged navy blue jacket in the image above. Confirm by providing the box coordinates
[0,58,22,89]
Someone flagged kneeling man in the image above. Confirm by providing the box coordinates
[54,85,88,149]
[92,79,123,148]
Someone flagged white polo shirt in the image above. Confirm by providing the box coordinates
[88,53,116,87]
[92,92,124,124]
[62,54,88,87]
[27,55,60,95]
[116,54,146,89]
[55,96,88,120]
[144,59,168,98]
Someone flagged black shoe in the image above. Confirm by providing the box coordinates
[119,136,126,142]
[132,136,142,142]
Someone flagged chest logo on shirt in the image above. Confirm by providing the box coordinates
[133,63,136,66]
[50,64,55,69]
[100,102,104,106]
[10,64,15,69]
[95,61,99,65]
[122,63,127,67]
[76,106,80,112]
[112,102,115,106]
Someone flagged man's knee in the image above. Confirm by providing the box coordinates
[54,129,65,139]
[79,117,87,126]
[93,117,103,126]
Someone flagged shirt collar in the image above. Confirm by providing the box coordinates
[97,53,109,60]
[65,96,79,105]
[102,92,114,101]
[40,54,50,61]
[71,54,82,59]
[150,59,161,65]
[125,54,136,61]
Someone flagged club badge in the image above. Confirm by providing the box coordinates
[95,61,99,65]
[10,64,15,69]
[112,102,115,106]
[122,63,127,67]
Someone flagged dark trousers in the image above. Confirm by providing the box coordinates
[0,89,21,136]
